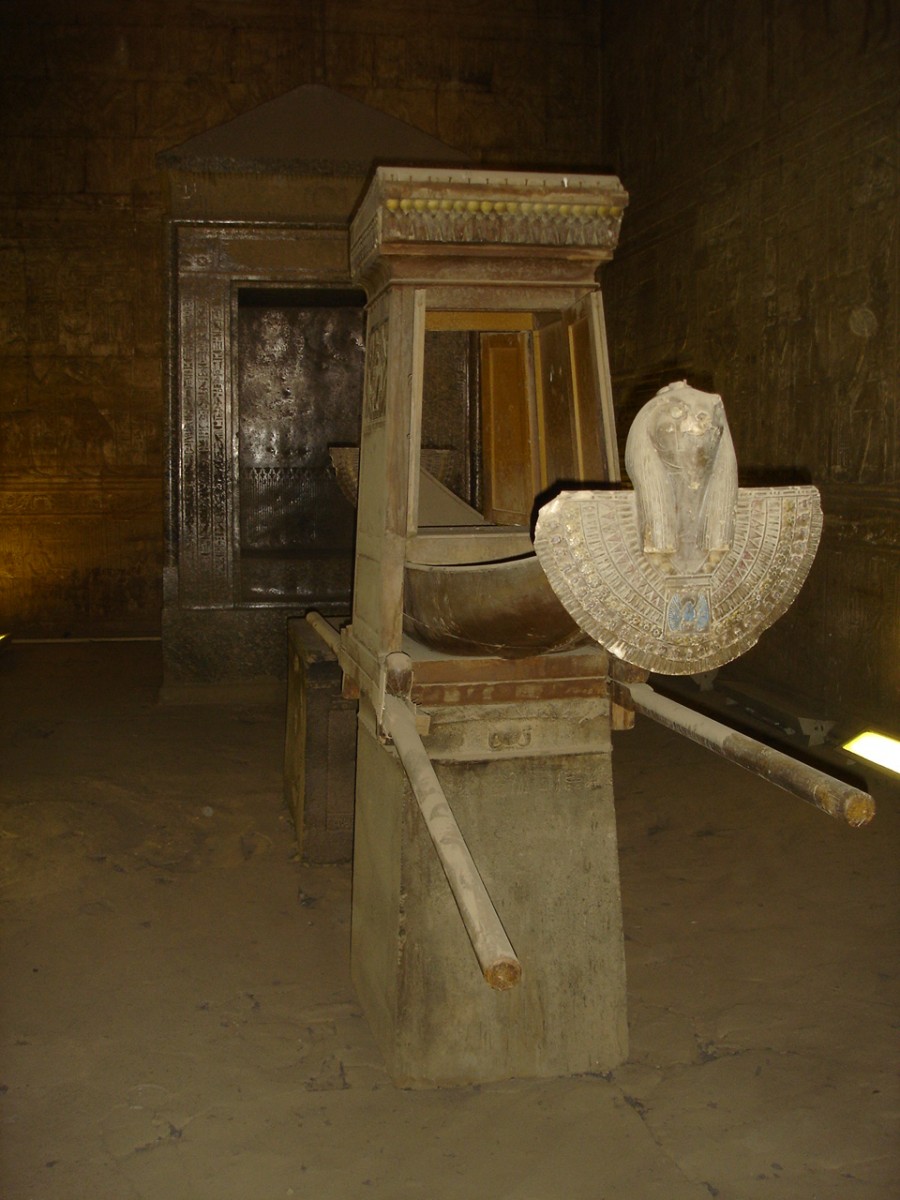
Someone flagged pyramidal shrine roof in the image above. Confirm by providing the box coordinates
[160,84,470,177]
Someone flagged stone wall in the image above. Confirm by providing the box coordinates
[601,0,898,729]
[0,0,602,637]
[4,0,895,733]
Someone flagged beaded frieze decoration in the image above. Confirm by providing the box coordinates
[534,383,823,674]
[349,166,628,277]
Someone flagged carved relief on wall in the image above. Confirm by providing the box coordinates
[535,382,823,674]
[236,298,364,604]
[0,481,162,635]
[0,353,163,635]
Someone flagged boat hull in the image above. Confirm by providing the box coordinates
[403,553,585,658]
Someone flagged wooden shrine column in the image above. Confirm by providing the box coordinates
[344,284,426,715]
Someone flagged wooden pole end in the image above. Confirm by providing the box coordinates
[484,957,522,991]
[844,793,877,828]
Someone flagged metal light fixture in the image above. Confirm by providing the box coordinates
[843,731,900,776]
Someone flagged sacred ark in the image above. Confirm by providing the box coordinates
[302,165,873,1088]
[322,166,631,1084]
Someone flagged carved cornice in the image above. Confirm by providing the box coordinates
[350,167,628,281]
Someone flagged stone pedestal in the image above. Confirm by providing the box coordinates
[351,693,627,1086]
[284,619,357,863]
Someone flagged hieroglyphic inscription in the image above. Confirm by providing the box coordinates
[178,292,199,585]
[535,487,823,674]
[178,277,233,605]
[209,297,230,596]
[178,229,236,275]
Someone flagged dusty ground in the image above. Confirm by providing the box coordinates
[0,642,897,1199]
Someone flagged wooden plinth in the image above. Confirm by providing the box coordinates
[351,690,628,1086]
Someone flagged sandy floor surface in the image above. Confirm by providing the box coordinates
[1,642,897,1199]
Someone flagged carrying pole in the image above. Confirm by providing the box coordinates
[305,610,342,656]
[305,612,522,989]
[382,695,522,990]
[627,682,875,827]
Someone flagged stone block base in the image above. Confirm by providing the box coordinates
[351,695,627,1086]
[284,619,357,863]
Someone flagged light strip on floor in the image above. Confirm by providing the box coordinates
[843,731,900,776]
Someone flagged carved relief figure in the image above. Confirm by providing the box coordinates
[364,321,388,424]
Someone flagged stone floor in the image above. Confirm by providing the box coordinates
[0,641,896,1200]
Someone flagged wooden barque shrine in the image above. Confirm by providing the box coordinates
[342,166,626,697]
[306,166,872,1086]
[323,167,631,1084]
